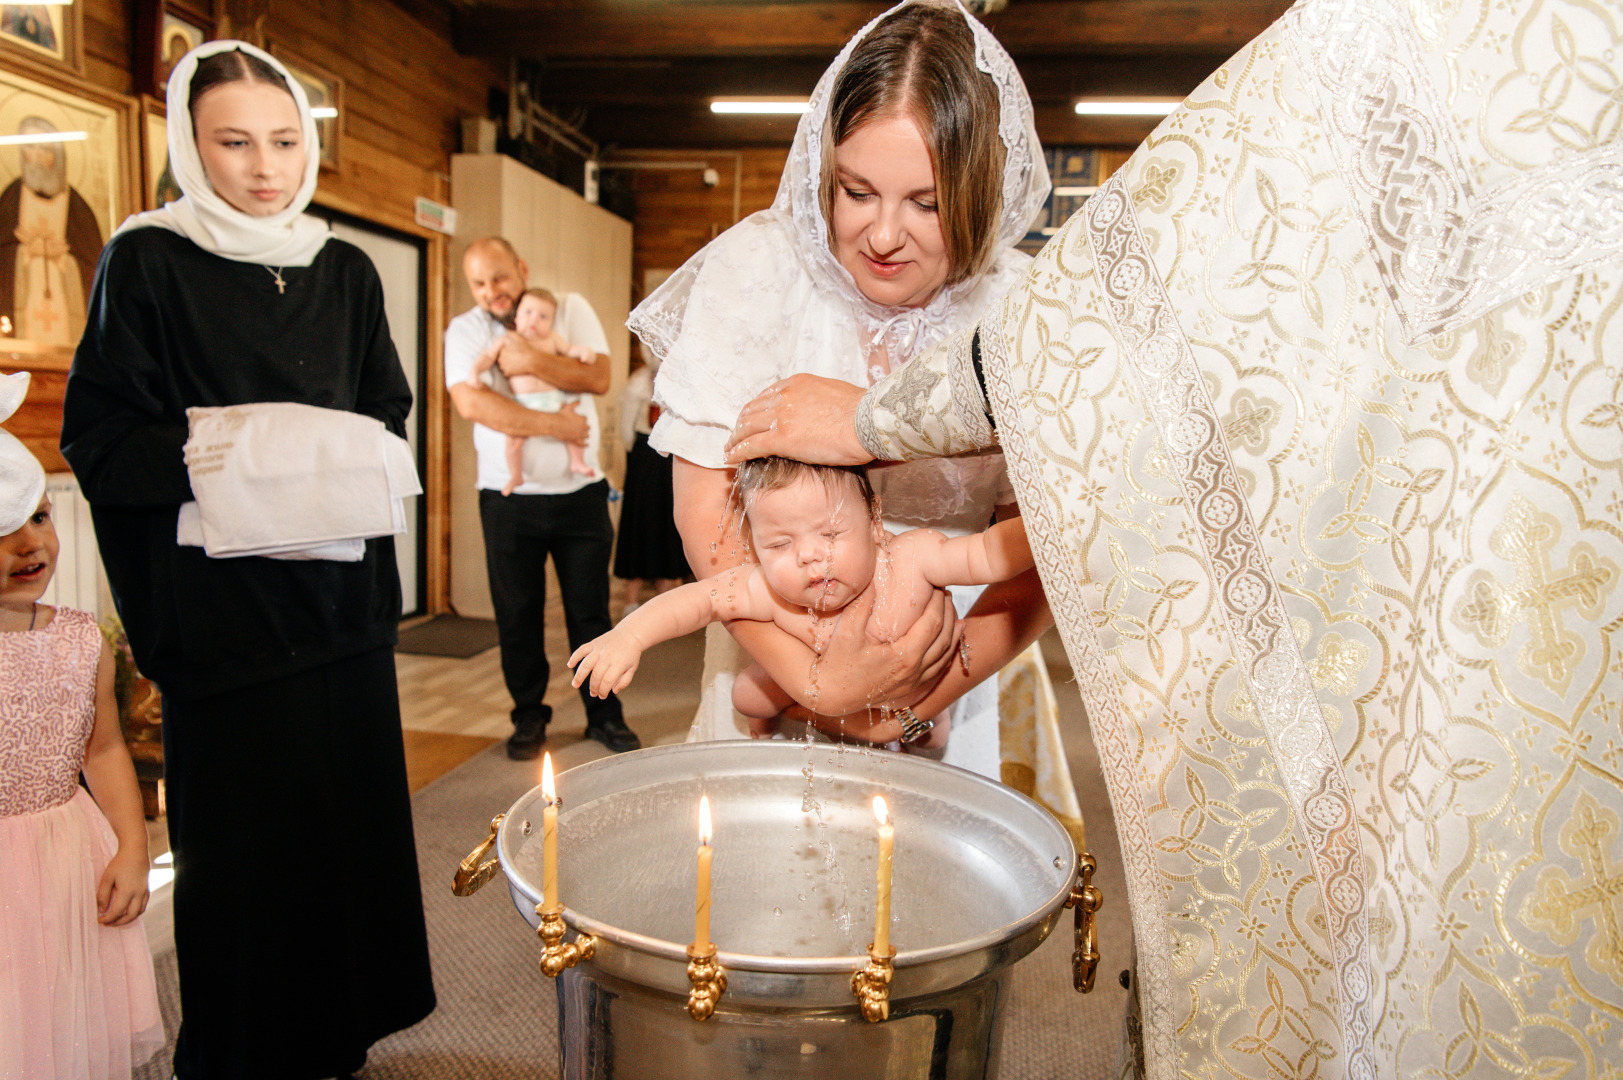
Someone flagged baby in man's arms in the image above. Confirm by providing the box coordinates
[466,288,597,493]
[569,456,1032,746]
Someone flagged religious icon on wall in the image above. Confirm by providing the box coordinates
[0,3,82,72]
[135,0,213,98]
[141,97,180,210]
[0,67,130,351]
[271,47,343,172]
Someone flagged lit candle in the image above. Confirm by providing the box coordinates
[541,752,559,914]
[873,795,894,954]
[695,795,713,951]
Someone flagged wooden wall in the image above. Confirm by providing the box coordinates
[618,148,789,310]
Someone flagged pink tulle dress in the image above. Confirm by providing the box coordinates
[0,607,164,1078]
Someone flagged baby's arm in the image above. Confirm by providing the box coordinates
[546,332,597,363]
[907,516,1033,589]
[570,566,777,697]
[80,641,150,927]
[465,343,501,387]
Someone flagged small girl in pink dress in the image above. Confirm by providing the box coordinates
[0,371,163,1078]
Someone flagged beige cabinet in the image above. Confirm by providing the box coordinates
[449,153,634,619]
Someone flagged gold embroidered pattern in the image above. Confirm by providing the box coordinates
[1085,174,1378,1080]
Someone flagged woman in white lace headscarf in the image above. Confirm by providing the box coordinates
[630,0,1082,828]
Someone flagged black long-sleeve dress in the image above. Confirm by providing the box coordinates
[62,227,435,1079]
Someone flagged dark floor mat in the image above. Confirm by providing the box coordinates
[395,615,501,658]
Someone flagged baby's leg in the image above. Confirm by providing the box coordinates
[567,440,596,477]
[503,434,526,496]
[732,664,795,738]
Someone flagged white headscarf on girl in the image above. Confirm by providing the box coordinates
[0,372,45,535]
[629,0,1049,474]
[116,40,329,267]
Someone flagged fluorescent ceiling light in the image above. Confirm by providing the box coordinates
[310,107,338,119]
[0,130,88,146]
[1053,185,1098,197]
[711,99,810,115]
[1074,101,1180,116]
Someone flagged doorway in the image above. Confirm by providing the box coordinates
[310,208,428,616]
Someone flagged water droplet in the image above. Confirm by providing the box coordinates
[773,906,783,917]
[797,892,806,902]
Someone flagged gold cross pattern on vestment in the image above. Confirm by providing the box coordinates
[1451,495,1619,694]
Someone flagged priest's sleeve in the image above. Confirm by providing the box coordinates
[856,323,999,462]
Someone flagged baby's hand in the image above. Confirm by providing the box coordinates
[97,846,150,927]
[567,344,596,362]
[569,629,643,698]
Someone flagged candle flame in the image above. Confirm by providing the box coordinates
[873,795,889,825]
[541,752,555,802]
[699,794,712,845]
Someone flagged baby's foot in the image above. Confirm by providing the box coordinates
[570,462,598,478]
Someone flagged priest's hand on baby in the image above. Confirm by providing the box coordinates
[569,629,645,698]
[725,374,873,466]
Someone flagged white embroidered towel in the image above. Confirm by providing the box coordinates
[177,402,420,560]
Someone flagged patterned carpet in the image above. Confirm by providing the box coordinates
[136,630,1134,1079]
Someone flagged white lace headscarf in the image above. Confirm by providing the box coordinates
[116,40,329,267]
[630,0,1049,472]
[773,0,1049,351]
[0,372,45,535]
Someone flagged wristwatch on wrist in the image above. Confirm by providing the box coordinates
[895,707,934,745]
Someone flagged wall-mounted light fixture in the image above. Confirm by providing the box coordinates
[1073,100,1180,116]
[710,99,811,115]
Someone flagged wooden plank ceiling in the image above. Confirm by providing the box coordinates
[447,0,1295,149]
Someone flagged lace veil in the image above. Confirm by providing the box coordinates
[768,0,1050,338]
[630,0,1049,485]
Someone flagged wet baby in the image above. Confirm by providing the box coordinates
[570,456,1033,747]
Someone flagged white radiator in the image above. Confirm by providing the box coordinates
[41,473,107,620]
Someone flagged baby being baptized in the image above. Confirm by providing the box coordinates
[466,288,597,494]
[569,456,1033,747]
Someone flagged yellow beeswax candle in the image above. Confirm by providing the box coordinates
[873,795,893,954]
[541,752,559,914]
[695,795,713,951]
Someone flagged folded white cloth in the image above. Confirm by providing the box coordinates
[177,402,420,561]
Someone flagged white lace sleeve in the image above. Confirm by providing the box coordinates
[635,212,834,469]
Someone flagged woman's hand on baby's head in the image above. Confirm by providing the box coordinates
[568,630,641,698]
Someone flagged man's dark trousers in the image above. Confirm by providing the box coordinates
[479,481,625,732]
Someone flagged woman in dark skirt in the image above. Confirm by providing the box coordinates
[614,356,690,611]
[60,41,433,1079]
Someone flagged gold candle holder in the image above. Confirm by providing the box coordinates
[685,942,728,1020]
[1065,852,1103,993]
[537,906,596,978]
[451,813,505,897]
[851,942,896,1022]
